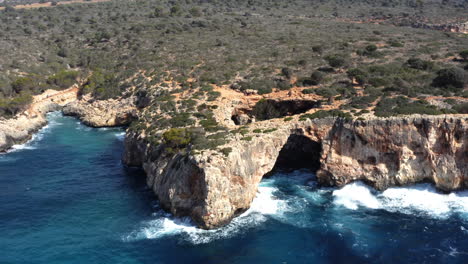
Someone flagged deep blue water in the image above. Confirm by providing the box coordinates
[1,112,468,264]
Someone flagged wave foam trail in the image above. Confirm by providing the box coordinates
[7,112,65,153]
[124,185,290,244]
[333,182,381,210]
[333,182,468,219]
[115,132,126,141]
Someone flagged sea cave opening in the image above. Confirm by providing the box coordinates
[268,134,322,175]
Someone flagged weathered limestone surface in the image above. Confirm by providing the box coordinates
[63,96,137,127]
[0,88,78,152]
[124,115,468,229]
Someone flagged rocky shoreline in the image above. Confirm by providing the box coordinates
[123,115,467,229]
[2,88,467,231]
[62,95,137,127]
[0,88,78,152]
[0,88,136,152]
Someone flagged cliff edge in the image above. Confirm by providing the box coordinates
[123,115,467,229]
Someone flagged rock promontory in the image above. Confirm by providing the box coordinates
[123,114,467,229]
[63,95,137,127]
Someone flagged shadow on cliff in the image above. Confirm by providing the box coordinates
[266,134,322,176]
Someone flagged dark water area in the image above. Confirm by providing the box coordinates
[1,112,467,264]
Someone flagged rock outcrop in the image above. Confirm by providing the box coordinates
[63,96,137,127]
[123,115,467,229]
[0,87,78,152]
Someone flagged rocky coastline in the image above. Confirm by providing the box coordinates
[0,88,136,152]
[123,115,467,229]
[0,88,78,152]
[62,95,137,127]
[2,87,466,231]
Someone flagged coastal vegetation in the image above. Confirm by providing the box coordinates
[0,0,467,154]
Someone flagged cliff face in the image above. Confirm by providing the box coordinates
[311,116,467,191]
[0,87,78,152]
[63,96,137,127]
[124,115,467,229]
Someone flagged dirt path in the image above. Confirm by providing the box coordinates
[26,86,79,118]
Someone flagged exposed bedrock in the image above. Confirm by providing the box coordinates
[235,98,322,123]
[63,96,137,127]
[123,115,468,229]
[0,88,78,152]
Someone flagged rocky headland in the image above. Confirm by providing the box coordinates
[123,113,467,229]
[62,95,137,127]
[1,80,466,231]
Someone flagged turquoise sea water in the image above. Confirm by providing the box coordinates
[1,112,468,263]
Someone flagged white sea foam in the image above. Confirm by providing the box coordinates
[333,182,380,210]
[333,182,468,219]
[124,185,290,244]
[115,132,126,141]
[125,174,468,245]
[5,112,65,153]
[8,124,48,152]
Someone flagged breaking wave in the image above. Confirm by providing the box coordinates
[333,182,468,219]
[124,170,468,245]
[123,170,316,244]
[7,112,63,153]
[115,132,126,141]
[123,184,290,244]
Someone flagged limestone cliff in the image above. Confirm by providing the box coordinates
[123,115,467,229]
[63,96,137,127]
[0,87,78,152]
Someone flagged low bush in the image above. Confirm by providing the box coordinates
[299,110,352,121]
[432,67,467,90]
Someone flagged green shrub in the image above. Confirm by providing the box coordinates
[452,103,468,114]
[347,68,368,85]
[374,97,447,117]
[0,93,33,116]
[169,113,195,127]
[310,71,324,85]
[325,54,348,68]
[82,70,121,100]
[47,70,79,89]
[315,85,340,98]
[11,77,37,94]
[302,88,315,94]
[163,128,191,149]
[312,45,323,54]
[252,99,281,120]
[220,147,232,157]
[299,110,352,121]
[406,58,433,70]
[432,67,467,90]
[460,50,468,61]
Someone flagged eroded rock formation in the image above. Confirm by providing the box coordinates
[0,87,78,152]
[63,96,137,127]
[123,115,467,229]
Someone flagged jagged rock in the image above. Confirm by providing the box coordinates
[123,115,468,229]
[63,96,137,127]
[0,88,78,152]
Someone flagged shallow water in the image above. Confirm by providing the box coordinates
[1,112,467,263]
